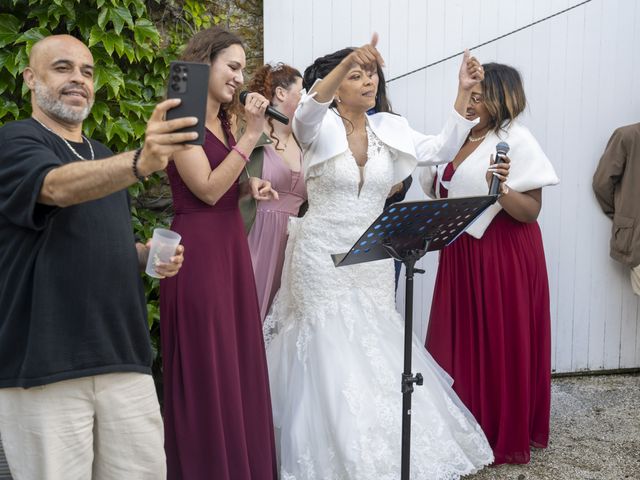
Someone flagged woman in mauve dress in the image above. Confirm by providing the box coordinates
[242,63,307,321]
[421,63,559,465]
[160,27,278,480]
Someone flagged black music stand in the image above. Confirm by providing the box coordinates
[332,194,497,480]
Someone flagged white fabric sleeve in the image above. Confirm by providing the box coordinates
[412,109,477,167]
[418,165,438,198]
[292,80,334,149]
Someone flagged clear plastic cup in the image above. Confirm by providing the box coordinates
[145,228,182,278]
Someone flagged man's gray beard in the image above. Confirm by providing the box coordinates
[34,81,93,124]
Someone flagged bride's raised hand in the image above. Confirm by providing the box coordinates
[345,33,385,70]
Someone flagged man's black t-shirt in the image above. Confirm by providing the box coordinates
[0,118,151,388]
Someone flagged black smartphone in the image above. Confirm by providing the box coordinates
[165,61,210,145]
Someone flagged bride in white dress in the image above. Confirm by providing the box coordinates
[264,34,494,479]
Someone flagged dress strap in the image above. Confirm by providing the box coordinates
[435,162,456,199]
[218,109,235,148]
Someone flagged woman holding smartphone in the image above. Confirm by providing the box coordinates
[160,27,278,480]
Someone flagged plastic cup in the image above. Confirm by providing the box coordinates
[145,228,182,278]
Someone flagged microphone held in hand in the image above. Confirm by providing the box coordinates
[239,91,289,125]
[489,141,510,196]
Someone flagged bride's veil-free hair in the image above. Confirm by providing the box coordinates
[302,48,393,134]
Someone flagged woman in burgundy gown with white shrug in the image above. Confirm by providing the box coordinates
[422,63,559,465]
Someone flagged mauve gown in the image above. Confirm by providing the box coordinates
[160,122,277,480]
[247,146,307,321]
[426,162,551,464]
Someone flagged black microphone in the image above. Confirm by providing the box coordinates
[489,141,510,196]
[239,91,289,125]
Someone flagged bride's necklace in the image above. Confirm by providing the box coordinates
[468,130,488,143]
[32,116,95,160]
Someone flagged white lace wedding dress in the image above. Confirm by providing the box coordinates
[264,124,493,479]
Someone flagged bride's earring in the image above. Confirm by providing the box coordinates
[336,96,341,103]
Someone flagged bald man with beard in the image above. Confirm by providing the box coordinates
[0,35,198,479]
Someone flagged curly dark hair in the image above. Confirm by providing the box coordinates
[248,63,302,150]
[303,48,393,114]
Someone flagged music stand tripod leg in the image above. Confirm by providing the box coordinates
[384,243,427,480]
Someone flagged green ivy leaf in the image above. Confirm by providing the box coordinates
[113,35,126,57]
[83,114,97,137]
[93,60,124,97]
[131,118,147,138]
[0,69,17,95]
[90,101,110,124]
[47,2,70,23]
[109,6,134,35]
[88,25,104,48]
[133,18,160,46]
[25,5,51,26]
[121,38,137,63]
[106,117,134,143]
[147,302,159,328]
[142,85,156,101]
[0,97,20,120]
[101,31,116,55]
[129,181,141,199]
[71,10,94,39]
[131,0,146,19]
[123,78,143,97]
[15,27,50,45]
[13,47,29,75]
[0,50,18,78]
[120,98,153,119]
[97,7,109,29]
[0,14,22,48]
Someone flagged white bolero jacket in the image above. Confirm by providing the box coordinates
[419,121,560,238]
[293,85,478,184]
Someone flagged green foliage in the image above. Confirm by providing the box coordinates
[0,0,217,387]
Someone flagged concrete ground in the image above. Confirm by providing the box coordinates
[1,373,638,479]
[466,373,640,480]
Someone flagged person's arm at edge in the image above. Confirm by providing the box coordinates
[593,128,626,218]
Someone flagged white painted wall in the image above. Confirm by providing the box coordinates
[264,0,640,373]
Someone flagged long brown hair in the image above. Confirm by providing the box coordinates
[180,26,244,122]
[247,63,302,150]
[481,63,527,135]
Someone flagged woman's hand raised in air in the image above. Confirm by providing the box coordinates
[458,49,484,91]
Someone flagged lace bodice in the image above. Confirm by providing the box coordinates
[302,126,394,250]
[264,128,398,350]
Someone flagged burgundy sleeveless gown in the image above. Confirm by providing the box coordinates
[426,162,551,465]
[160,123,277,479]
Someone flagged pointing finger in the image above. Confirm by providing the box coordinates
[370,32,379,48]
